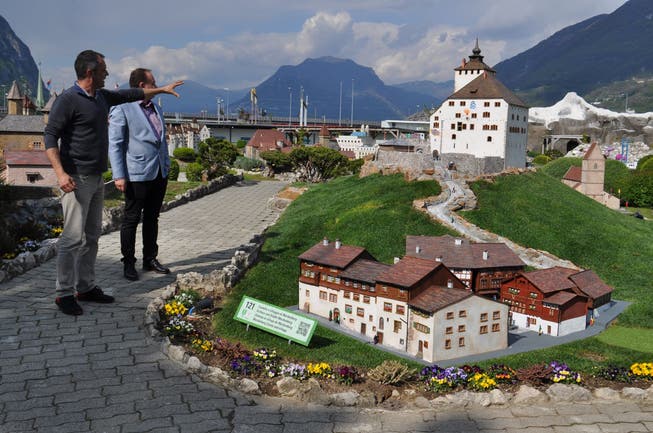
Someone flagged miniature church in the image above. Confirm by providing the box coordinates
[561,143,620,210]
[429,40,529,175]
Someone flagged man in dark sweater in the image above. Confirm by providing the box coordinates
[45,49,183,316]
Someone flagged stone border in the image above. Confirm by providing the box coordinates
[145,237,653,409]
[0,173,242,284]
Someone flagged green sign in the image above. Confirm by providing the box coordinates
[234,296,317,346]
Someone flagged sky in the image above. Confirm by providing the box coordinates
[2,0,627,92]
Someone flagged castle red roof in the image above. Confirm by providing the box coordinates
[298,240,369,269]
[409,286,473,313]
[376,256,443,288]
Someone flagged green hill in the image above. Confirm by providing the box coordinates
[462,170,653,327]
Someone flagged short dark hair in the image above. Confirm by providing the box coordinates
[129,68,152,88]
[74,50,104,79]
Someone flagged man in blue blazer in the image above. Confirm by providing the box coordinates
[109,68,173,280]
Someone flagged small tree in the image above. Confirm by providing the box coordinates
[168,159,180,181]
[260,150,292,173]
[196,138,239,180]
[289,146,349,182]
[173,147,197,162]
[185,162,204,181]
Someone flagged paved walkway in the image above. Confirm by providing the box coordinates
[1,180,653,433]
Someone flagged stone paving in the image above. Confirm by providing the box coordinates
[1,179,653,433]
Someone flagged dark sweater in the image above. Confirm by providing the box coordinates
[44,85,145,175]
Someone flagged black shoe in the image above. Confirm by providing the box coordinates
[56,295,83,316]
[77,286,115,303]
[143,258,170,274]
[123,261,138,281]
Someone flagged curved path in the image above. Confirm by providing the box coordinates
[1,180,652,433]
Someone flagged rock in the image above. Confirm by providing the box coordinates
[206,366,234,387]
[413,396,431,408]
[647,384,653,400]
[474,392,492,407]
[238,378,261,395]
[430,396,451,406]
[176,272,204,290]
[622,387,647,400]
[513,385,548,404]
[16,252,37,271]
[302,378,332,405]
[332,391,359,406]
[391,389,400,398]
[186,356,207,373]
[446,390,475,407]
[594,387,621,401]
[546,383,591,402]
[489,389,509,405]
[167,345,187,363]
[276,377,303,397]
[357,390,376,407]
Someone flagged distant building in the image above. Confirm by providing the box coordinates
[336,126,377,159]
[429,40,529,174]
[500,267,613,336]
[298,238,509,362]
[3,150,56,186]
[562,142,620,209]
[244,129,292,161]
[405,235,526,299]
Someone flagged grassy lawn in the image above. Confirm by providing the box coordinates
[212,174,451,368]
[461,171,653,328]
[104,180,205,208]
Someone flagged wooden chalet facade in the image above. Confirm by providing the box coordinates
[405,235,525,298]
[298,238,509,362]
[500,267,613,336]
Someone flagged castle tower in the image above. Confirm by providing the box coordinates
[581,143,605,199]
[453,38,496,92]
[6,80,23,115]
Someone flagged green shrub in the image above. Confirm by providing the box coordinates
[348,158,365,175]
[636,155,653,171]
[260,150,292,173]
[197,138,240,180]
[544,149,563,159]
[604,159,631,196]
[622,170,653,207]
[185,162,204,181]
[102,170,113,182]
[168,159,180,181]
[532,154,552,165]
[540,157,580,179]
[173,147,197,162]
[236,139,247,149]
[233,156,264,171]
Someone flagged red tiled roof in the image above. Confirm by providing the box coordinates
[4,150,51,166]
[409,285,473,313]
[543,291,582,306]
[246,129,291,152]
[583,142,605,160]
[339,259,391,284]
[376,256,442,288]
[406,235,525,269]
[448,73,528,108]
[520,267,578,294]
[562,166,582,182]
[569,270,613,300]
[298,240,368,269]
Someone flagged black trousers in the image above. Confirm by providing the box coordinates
[120,172,168,263]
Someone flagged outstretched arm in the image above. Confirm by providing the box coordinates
[144,80,184,99]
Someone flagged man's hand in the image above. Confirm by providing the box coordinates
[114,178,126,192]
[161,80,184,98]
[58,173,76,193]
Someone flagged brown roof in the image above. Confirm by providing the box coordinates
[406,235,525,269]
[454,58,495,73]
[448,73,528,108]
[298,240,369,269]
[246,129,291,152]
[583,142,605,161]
[376,256,442,288]
[520,267,578,294]
[569,270,613,300]
[562,166,582,182]
[339,259,392,284]
[4,150,51,166]
[543,291,582,306]
[339,150,356,159]
[319,125,330,137]
[409,285,473,313]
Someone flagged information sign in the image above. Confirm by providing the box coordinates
[234,296,317,346]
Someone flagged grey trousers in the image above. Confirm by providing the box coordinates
[55,174,104,297]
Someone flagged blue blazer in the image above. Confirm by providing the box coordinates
[108,101,170,182]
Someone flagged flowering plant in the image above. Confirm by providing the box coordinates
[594,365,632,382]
[280,363,308,380]
[173,289,200,308]
[164,300,188,316]
[49,225,63,237]
[489,364,516,383]
[230,355,260,376]
[164,316,195,338]
[467,372,497,391]
[420,365,468,392]
[550,361,581,383]
[253,348,279,377]
[17,238,41,253]
[191,338,214,352]
[334,366,360,385]
[307,362,334,378]
[630,362,653,378]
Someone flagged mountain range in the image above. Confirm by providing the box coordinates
[2,0,653,119]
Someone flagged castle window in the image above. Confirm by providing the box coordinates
[471,113,477,118]
[470,124,474,130]
[363,295,370,304]
[451,123,455,130]
[487,136,492,142]
[446,326,453,334]
[458,324,466,332]
[446,311,454,320]
[449,101,455,106]
[445,339,452,349]
[484,102,490,107]
[357,307,364,317]
[396,305,405,314]
[493,311,501,320]
[459,337,465,347]
[480,325,488,334]
[319,291,327,300]
[483,112,490,118]
[495,102,501,107]
[329,293,337,303]
[492,323,501,332]
[480,313,488,322]
[452,134,456,139]
[455,113,461,118]
[460,101,466,106]
[384,302,392,312]
[394,320,402,332]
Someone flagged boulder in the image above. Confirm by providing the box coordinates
[513,385,548,404]
[546,383,591,402]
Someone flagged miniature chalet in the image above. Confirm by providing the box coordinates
[405,235,526,299]
[298,238,509,362]
[500,266,613,336]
